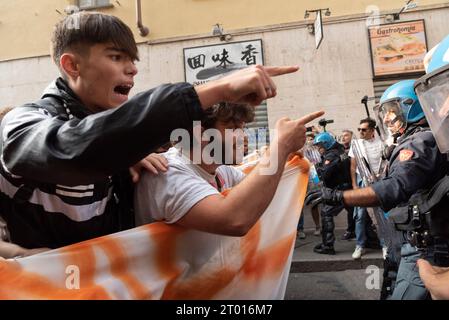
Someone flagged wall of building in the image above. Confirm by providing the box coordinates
[0,0,446,61]
[1,5,449,136]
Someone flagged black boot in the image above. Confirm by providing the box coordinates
[313,243,336,255]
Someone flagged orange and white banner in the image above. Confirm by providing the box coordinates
[0,156,309,300]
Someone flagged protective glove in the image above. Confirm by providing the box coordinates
[305,187,344,206]
[382,144,396,161]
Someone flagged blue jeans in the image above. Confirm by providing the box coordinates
[354,206,367,247]
[354,176,385,248]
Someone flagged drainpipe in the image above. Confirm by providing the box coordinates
[136,0,149,37]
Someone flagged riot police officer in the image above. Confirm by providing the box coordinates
[307,79,448,299]
[311,132,353,255]
[414,34,449,299]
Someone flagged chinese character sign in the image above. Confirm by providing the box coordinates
[184,40,264,85]
[368,20,428,77]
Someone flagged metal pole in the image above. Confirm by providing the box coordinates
[361,95,370,118]
[136,0,149,37]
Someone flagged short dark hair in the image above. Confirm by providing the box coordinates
[181,103,254,148]
[360,118,376,129]
[51,12,139,68]
[201,103,255,130]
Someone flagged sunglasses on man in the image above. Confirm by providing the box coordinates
[357,128,370,132]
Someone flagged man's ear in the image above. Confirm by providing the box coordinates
[60,53,80,80]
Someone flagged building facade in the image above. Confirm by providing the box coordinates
[1,0,449,143]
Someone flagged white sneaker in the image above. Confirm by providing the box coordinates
[352,246,365,259]
[297,231,306,239]
[313,229,321,236]
[382,246,388,260]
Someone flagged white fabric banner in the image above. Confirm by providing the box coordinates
[0,156,309,300]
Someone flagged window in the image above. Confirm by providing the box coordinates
[77,0,112,10]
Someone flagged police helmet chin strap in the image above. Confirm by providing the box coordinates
[389,120,406,143]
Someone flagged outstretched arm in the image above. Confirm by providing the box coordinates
[3,66,299,186]
[176,111,324,236]
[195,65,299,108]
[342,187,380,208]
[305,184,380,208]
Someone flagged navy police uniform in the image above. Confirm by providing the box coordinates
[371,124,448,299]
[316,143,353,249]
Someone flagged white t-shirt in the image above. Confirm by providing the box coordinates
[134,148,246,226]
[348,137,383,175]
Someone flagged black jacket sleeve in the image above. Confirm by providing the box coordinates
[1,83,204,185]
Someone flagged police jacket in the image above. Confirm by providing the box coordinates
[0,78,204,249]
[316,142,351,189]
[371,124,448,212]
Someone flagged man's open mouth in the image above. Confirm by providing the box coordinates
[114,84,133,96]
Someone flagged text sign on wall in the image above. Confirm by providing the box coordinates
[184,40,264,85]
[368,20,428,77]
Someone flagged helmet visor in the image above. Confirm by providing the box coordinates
[374,99,406,144]
[415,65,449,153]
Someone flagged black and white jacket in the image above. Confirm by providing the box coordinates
[0,78,204,249]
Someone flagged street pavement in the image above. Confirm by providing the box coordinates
[286,228,384,300]
[285,269,382,300]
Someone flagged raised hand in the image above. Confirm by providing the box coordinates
[129,153,169,183]
[417,259,449,300]
[196,65,300,107]
[274,111,325,157]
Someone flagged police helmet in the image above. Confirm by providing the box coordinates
[374,80,424,143]
[380,80,424,124]
[415,34,449,153]
[313,132,335,150]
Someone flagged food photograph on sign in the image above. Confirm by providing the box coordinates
[369,20,427,77]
